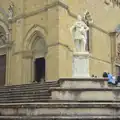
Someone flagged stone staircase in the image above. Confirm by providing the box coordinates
[0,81,59,103]
[0,78,120,119]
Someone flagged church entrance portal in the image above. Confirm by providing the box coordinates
[34,57,45,83]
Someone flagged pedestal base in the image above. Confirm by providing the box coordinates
[72,52,90,78]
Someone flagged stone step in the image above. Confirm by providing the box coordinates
[0,81,58,89]
[0,102,119,116]
[0,92,50,98]
[5,81,58,88]
[0,83,59,92]
[0,99,51,103]
[58,78,109,88]
[0,95,51,103]
[0,90,49,96]
[50,88,120,101]
[0,95,51,100]
[0,87,55,94]
[0,115,119,120]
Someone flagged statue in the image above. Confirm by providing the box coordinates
[8,1,14,20]
[70,15,89,52]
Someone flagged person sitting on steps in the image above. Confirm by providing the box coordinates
[102,72,115,85]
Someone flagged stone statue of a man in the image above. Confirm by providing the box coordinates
[70,15,89,52]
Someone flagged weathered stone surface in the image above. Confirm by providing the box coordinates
[0,115,119,120]
[0,102,119,116]
[58,78,108,88]
[50,88,120,101]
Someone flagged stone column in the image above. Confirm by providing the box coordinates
[6,22,12,85]
[22,51,33,84]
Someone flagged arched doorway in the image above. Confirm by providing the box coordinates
[32,36,47,83]
[23,25,47,84]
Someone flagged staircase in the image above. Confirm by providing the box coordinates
[0,78,120,119]
[0,81,59,103]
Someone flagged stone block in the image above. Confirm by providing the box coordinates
[50,88,120,101]
[58,78,108,88]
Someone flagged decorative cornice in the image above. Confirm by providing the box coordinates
[10,1,109,35]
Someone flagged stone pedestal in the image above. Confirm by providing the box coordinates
[72,52,90,77]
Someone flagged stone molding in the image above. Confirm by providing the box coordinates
[10,1,62,23]
[73,52,90,56]
[89,24,109,35]
[23,24,47,51]
[58,78,108,83]
[49,87,120,91]
[0,102,118,108]
[8,1,109,35]
[48,42,73,52]
[13,42,73,56]
[90,55,111,64]
[0,43,12,49]
[22,50,33,58]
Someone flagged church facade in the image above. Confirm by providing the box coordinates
[0,0,120,85]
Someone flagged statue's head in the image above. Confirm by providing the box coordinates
[77,15,82,21]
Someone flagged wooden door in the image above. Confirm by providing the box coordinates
[0,55,6,86]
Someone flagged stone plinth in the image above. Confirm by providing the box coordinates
[72,52,90,78]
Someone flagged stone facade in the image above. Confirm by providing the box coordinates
[0,0,120,85]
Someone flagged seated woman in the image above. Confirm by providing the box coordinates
[107,73,116,85]
[102,72,116,85]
